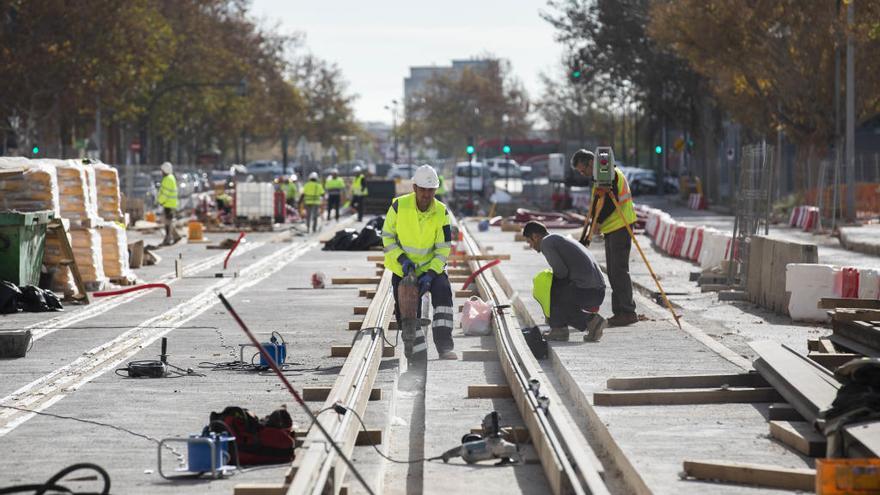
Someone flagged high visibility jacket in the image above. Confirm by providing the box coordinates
[352,174,367,197]
[436,175,446,195]
[284,182,299,200]
[325,177,345,193]
[592,168,637,234]
[301,181,325,206]
[382,193,452,277]
[158,174,178,209]
[533,269,553,318]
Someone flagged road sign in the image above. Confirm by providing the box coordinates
[130,141,142,152]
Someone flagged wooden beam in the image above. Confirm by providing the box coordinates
[331,345,394,358]
[817,338,837,353]
[682,459,815,491]
[768,403,804,421]
[348,320,363,330]
[359,288,376,298]
[333,277,381,285]
[302,387,382,402]
[769,420,826,457]
[818,298,880,309]
[832,308,880,322]
[455,290,477,298]
[467,384,512,399]
[353,306,368,315]
[593,387,781,406]
[461,350,498,362]
[355,429,382,446]
[234,484,287,495]
[606,373,766,391]
[808,352,860,370]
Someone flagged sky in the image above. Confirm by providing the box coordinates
[250,0,565,124]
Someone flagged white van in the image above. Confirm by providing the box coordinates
[453,161,489,195]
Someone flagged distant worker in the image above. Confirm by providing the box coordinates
[571,149,638,327]
[284,174,299,209]
[435,173,446,202]
[299,172,325,233]
[523,221,607,341]
[157,161,181,245]
[324,169,346,221]
[351,166,368,221]
[382,164,456,360]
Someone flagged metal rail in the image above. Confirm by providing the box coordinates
[456,220,610,495]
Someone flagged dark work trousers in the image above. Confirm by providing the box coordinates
[163,207,180,245]
[352,195,365,221]
[603,227,637,315]
[326,193,341,221]
[549,277,605,330]
[391,272,455,354]
[305,205,319,232]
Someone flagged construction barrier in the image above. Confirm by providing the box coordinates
[637,204,732,270]
[745,235,819,315]
[788,205,820,232]
[787,264,880,321]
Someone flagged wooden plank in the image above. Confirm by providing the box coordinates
[818,297,880,310]
[354,429,382,446]
[455,290,476,298]
[832,308,880,322]
[467,384,512,399]
[234,484,287,495]
[348,320,363,330]
[817,338,836,353]
[769,420,826,457]
[808,352,860,370]
[332,277,381,285]
[302,387,382,402]
[501,222,523,232]
[330,345,394,358]
[606,373,766,391]
[461,350,498,362]
[593,387,781,406]
[352,306,368,315]
[449,276,469,284]
[831,319,880,356]
[768,403,804,421]
[682,459,815,491]
[358,288,376,298]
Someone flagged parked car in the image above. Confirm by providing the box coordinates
[387,163,416,180]
[453,161,491,195]
[485,158,522,179]
[246,160,283,178]
[131,172,157,206]
[627,169,679,195]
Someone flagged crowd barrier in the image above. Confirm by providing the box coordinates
[787,264,880,321]
[789,205,820,232]
[639,204,732,270]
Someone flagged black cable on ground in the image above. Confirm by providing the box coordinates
[0,462,110,495]
[353,326,399,350]
[333,404,443,464]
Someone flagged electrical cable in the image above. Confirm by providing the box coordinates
[0,462,110,495]
[353,326,399,349]
[332,403,443,464]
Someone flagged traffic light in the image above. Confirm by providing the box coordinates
[654,145,662,155]
[466,145,475,155]
[31,145,40,155]
[502,144,511,155]
[466,136,475,158]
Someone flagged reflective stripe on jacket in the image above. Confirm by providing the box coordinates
[158,174,178,209]
[302,181,325,205]
[593,168,636,234]
[382,193,451,277]
[533,269,553,318]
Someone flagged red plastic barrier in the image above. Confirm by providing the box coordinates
[461,259,502,290]
[690,228,704,261]
[841,267,860,298]
[94,283,171,298]
[223,232,246,270]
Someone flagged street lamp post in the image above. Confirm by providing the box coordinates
[384,100,398,163]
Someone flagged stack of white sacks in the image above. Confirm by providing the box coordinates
[787,264,880,321]
[639,204,734,270]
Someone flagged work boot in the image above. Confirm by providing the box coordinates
[439,350,457,360]
[584,313,607,342]
[607,312,638,327]
[545,327,569,342]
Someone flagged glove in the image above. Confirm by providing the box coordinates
[418,271,436,296]
[399,255,416,276]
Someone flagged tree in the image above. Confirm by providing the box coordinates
[406,58,530,158]
[292,55,358,150]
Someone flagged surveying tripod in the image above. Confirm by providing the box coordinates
[579,185,682,329]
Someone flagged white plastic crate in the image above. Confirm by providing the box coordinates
[235,182,275,220]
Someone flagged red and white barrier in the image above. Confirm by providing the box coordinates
[787,264,880,321]
[789,205,820,231]
[638,204,733,270]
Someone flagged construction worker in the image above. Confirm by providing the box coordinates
[435,173,446,202]
[351,166,368,221]
[571,149,638,327]
[298,172,325,233]
[324,169,346,221]
[284,174,299,209]
[523,221,607,342]
[382,164,456,360]
[157,161,181,245]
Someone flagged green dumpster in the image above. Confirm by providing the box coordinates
[0,210,54,286]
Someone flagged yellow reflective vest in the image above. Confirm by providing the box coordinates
[352,174,367,197]
[302,181,325,205]
[592,168,637,234]
[436,175,446,196]
[158,174,178,209]
[325,177,345,192]
[533,269,553,318]
[382,193,452,277]
[284,182,299,200]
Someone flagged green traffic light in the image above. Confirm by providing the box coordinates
[466,145,475,155]
[32,146,39,154]
[502,145,511,154]
[654,145,662,155]
[572,70,581,79]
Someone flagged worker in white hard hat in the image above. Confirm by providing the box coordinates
[382,164,456,361]
[350,165,368,221]
[298,171,325,233]
[324,169,346,221]
[157,161,181,245]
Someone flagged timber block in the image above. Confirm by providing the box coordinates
[355,429,382,446]
[768,403,804,422]
[233,483,288,495]
[467,384,512,399]
[455,290,477,298]
[808,352,859,370]
[461,350,498,362]
[353,306,369,315]
[593,387,781,406]
[331,345,395,358]
[359,288,376,298]
[769,420,826,457]
[333,277,381,285]
[302,386,382,402]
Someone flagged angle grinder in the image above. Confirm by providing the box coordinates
[441,411,521,465]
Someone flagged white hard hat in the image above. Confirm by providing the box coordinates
[353,166,363,173]
[289,174,298,182]
[308,172,318,180]
[413,164,440,189]
[160,162,173,174]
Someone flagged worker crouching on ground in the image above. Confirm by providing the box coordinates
[382,164,457,360]
[324,169,345,221]
[299,172,325,233]
[158,161,181,245]
[571,149,639,327]
[524,221,607,342]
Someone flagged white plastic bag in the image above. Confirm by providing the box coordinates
[461,296,492,336]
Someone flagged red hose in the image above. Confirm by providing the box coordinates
[461,259,502,290]
[94,283,171,298]
[223,232,246,270]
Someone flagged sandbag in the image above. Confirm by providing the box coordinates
[0,281,21,314]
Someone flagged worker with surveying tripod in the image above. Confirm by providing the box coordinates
[572,148,639,327]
